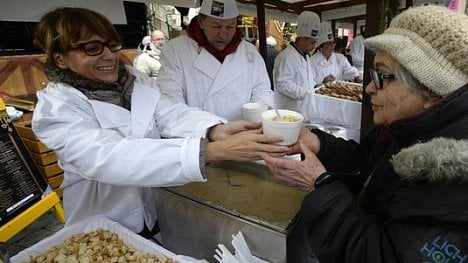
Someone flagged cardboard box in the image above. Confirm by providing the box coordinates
[11,215,196,263]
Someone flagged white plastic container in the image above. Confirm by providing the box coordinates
[261,109,304,146]
[242,102,269,122]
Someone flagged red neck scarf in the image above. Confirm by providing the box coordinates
[186,15,243,63]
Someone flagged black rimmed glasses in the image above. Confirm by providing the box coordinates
[369,68,396,89]
[67,40,122,56]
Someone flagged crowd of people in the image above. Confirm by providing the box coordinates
[30,0,467,262]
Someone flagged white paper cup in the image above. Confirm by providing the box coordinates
[242,102,269,122]
[261,109,304,146]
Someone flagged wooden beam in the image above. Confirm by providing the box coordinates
[257,0,268,61]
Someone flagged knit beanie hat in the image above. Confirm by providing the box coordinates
[317,22,334,46]
[296,11,321,38]
[364,5,468,96]
[200,0,239,19]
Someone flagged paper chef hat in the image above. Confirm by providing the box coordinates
[200,0,239,19]
[296,11,321,38]
[317,22,334,46]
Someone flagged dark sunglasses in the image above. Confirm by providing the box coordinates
[67,40,123,56]
[369,68,396,89]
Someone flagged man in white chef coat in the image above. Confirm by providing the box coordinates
[156,0,274,121]
[273,11,321,112]
[310,22,362,84]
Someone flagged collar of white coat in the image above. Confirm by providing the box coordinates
[91,67,160,138]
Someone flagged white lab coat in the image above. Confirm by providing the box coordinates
[310,52,360,84]
[32,66,225,233]
[348,35,365,72]
[133,49,162,79]
[157,35,274,121]
[273,44,317,112]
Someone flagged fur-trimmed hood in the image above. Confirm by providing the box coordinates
[391,137,468,183]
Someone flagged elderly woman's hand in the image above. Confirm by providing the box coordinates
[262,141,326,191]
[207,129,289,162]
[208,120,261,141]
[287,127,321,155]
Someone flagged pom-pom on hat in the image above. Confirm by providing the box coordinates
[200,0,239,19]
[364,5,468,96]
[296,11,321,38]
[317,22,334,47]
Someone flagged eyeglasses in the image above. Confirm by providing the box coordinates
[369,68,396,89]
[67,40,122,56]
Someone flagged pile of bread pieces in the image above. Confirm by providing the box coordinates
[315,81,363,102]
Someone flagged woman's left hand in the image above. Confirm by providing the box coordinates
[262,141,326,191]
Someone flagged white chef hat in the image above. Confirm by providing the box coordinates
[296,11,321,38]
[317,22,334,47]
[199,0,239,19]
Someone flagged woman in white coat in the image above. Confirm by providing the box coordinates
[156,0,273,121]
[32,7,289,237]
[310,22,362,85]
[273,11,321,112]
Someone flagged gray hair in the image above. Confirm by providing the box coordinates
[395,63,442,103]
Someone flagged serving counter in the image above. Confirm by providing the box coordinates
[155,161,315,263]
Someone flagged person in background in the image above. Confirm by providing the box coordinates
[348,33,365,72]
[262,5,468,262]
[32,7,290,239]
[156,0,273,121]
[133,30,166,79]
[273,11,321,112]
[334,37,353,66]
[310,22,362,84]
[136,35,151,55]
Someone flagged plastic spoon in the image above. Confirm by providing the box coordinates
[273,107,282,121]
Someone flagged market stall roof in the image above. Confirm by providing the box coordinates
[132,0,367,23]
[0,0,367,24]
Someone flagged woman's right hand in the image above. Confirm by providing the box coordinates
[206,129,290,162]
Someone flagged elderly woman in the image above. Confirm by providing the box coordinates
[263,5,468,262]
[32,7,289,237]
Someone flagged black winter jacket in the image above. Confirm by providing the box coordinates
[300,84,468,262]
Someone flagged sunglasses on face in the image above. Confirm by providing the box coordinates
[67,40,123,56]
[369,68,396,89]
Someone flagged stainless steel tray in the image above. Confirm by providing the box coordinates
[155,161,312,262]
[167,161,307,232]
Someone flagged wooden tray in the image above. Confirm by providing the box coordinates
[37,162,63,178]
[47,174,64,189]
[14,121,38,141]
[32,151,58,166]
[22,137,50,153]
